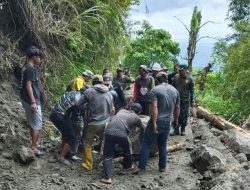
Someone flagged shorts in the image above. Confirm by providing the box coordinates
[50,110,76,147]
[21,100,42,130]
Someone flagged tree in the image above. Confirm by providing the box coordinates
[124,21,180,72]
[228,0,250,24]
[187,6,202,73]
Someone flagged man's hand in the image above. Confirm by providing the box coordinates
[31,102,37,112]
[152,123,158,134]
[172,119,178,128]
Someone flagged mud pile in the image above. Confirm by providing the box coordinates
[0,75,249,190]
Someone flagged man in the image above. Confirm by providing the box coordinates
[50,90,83,165]
[132,65,155,115]
[77,75,114,171]
[20,46,45,156]
[113,68,132,91]
[134,72,180,173]
[151,62,162,80]
[100,103,144,184]
[66,70,93,91]
[103,73,122,111]
[168,64,179,85]
[172,64,195,136]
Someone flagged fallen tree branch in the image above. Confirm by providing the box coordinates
[196,106,249,134]
[113,143,186,164]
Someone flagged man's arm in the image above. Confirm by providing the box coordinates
[190,78,195,107]
[150,100,158,133]
[131,79,138,102]
[26,81,36,112]
[173,91,180,126]
[173,104,180,127]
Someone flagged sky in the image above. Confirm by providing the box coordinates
[129,0,233,69]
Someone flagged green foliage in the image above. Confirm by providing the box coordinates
[123,21,180,73]
[228,0,250,24]
[196,72,242,123]
[206,22,250,122]
[31,0,138,97]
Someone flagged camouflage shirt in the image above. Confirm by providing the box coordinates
[173,74,195,104]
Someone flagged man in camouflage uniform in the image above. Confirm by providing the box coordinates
[172,64,195,136]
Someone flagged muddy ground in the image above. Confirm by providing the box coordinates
[0,77,250,190]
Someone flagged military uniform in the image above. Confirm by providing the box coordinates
[173,73,194,134]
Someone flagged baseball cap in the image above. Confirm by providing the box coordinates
[129,102,142,114]
[152,63,162,71]
[92,75,103,82]
[139,65,148,72]
[103,73,112,85]
[156,71,168,79]
[117,68,123,72]
[179,64,188,70]
[82,70,93,77]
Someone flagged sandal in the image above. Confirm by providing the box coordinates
[58,159,72,166]
[37,145,47,151]
[33,149,45,157]
[100,178,112,184]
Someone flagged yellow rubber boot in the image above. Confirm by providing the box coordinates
[81,148,93,171]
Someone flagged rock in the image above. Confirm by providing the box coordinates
[223,129,250,160]
[0,144,4,151]
[194,139,200,143]
[2,152,13,159]
[16,146,35,164]
[206,167,250,190]
[129,115,158,156]
[190,145,226,173]
[235,153,248,163]
[210,128,224,136]
[186,146,194,151]
[242,119,250,131]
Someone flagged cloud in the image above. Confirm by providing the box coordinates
[129,0,232,42]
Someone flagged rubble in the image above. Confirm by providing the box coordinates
[16,146,35,164]
[190,145,226,173]
[222,129,250,160]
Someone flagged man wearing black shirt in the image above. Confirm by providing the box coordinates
[20,46,44,156]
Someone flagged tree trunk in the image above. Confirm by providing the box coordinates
[196,106,249,134]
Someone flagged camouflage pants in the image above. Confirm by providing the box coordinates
[179,103,189,131]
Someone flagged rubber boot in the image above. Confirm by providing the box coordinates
[81,148,93,171]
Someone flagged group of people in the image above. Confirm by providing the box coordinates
[20,46,195,185]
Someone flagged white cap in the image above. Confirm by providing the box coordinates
[152,63,162,71]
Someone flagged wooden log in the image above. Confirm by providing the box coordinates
[196,106,249,134]
[167,143,186,152]
[113,143,186,164]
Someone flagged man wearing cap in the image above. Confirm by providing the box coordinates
[114,68,133,91]
[100,103,144,184]
[151,63,162,81]
[77,75,114,171]
[172,64,195,136]
[168,64,179,85]
[134,72,180,174]
[132,65,155,115]
[67,70,93,92]
[20,46,45,156]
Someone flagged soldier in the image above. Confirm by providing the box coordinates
[171,64,195,136]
